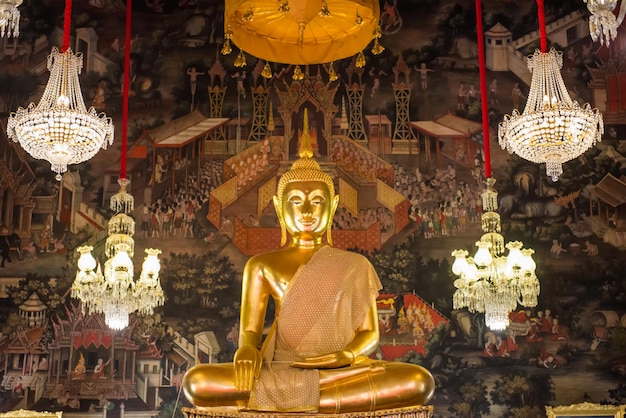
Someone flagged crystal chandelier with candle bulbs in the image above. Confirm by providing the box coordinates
[7,47,114,180]
[584,0,626,46]
[451,179,540,331]
[455,0,540,332]
[72,0,162,330]
[0,0,21,37]
[72,179,164,330]
[498,48,603,182]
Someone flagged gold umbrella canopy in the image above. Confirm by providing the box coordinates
[225,0,380,65]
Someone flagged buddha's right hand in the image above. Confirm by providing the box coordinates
[234,344,262,391]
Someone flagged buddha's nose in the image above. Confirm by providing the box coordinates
[302,201,313,216]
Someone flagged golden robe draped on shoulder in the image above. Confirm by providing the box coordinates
[248,246,382,412]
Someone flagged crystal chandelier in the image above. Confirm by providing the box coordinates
[498,49,603,181]
[498,0,603,182]
[72,180,164,330]
[7,47,114,180]
[451,179,540,331]
[583,0,626,46]
[451,0,540,332]
[6,0,113,181]
[72,0,163,330]
[0,0,22,38]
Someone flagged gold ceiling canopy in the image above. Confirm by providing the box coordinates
[225,0,380,65]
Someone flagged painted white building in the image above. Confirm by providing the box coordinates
[485,23,512,72]
[193,331,220,364]
[485,10,589,86]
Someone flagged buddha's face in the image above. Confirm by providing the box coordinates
[281,180,333,241]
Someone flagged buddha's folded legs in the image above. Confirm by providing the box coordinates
[183,363,248,407]
[184,361,434,412]
[318,362,435,414]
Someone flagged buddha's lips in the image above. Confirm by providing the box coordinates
[298,218,317,229]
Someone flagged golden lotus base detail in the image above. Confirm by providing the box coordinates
[183,406,434,418]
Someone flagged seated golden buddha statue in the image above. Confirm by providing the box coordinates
[182,116,435,414]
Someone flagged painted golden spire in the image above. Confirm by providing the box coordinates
[298,108,314,159]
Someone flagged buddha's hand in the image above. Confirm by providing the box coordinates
[291,349,355,369]
[234,344,262,391]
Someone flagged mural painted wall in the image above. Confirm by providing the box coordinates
[0,0,625,417]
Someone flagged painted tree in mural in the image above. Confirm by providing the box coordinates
[8,274,65,310]
[604,382,626,405]
[198,251,238,312]
[367,247,413,294]
[419,258,455,311]
[0,72,40,114]
[0,313,21,338]
[18,0,55,45]
[399,323,450,366]
[448,378,491,418]
[163,253,202,304]
[158,400,185,418]
[161,251,239,312]
[465,98,502,126]
[489,370,554,418]
[595,258,626,304]
[0,274,63,342]
[366,235,455,312]
[131,313,175,353]
[610,328,626,354]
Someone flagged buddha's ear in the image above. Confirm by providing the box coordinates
[273,195,287,246]
[327,194,340,247]
[272,195,280,213]
[331,194,339,216]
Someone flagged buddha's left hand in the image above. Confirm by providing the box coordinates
[291,349,354,369]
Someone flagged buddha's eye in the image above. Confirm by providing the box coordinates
[311,197,325,205]
[288,196,303,205]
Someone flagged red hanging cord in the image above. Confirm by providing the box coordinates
[475,0,491,179]
[61,0,72,52]
[537,0,547,53]
[120,0,132,179]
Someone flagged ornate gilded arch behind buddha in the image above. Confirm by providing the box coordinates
[274,69,339,162]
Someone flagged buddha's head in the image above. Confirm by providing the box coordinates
[273,110,338,246]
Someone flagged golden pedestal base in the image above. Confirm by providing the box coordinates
[183,406,434,418]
